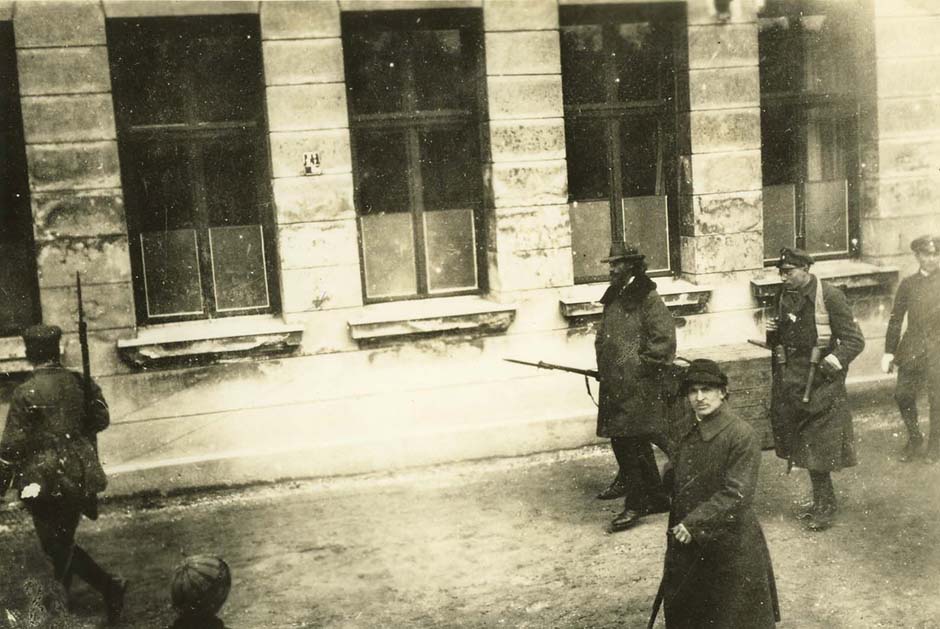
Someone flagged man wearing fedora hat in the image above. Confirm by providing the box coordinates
[882,235,940,463]
[766,248,865,531]
[0,324,127,624]
[594,241,676,532]
[655,359,779,628]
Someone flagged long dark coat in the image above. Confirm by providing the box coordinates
[769,276,865,471]
[885,269,940,367]
[663,406,778,629]
[595,273,676,438]
[0,364,109,512]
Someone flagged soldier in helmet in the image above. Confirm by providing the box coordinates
[882,235,940,463]
[0,324,127,625]
[765,248,865,532]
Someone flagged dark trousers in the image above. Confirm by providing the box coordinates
[27,497,112,595]
[895,357,940,452]
[611,433,669,511]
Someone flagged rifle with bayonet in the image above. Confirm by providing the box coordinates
[503,358,599,380]
[77,272,100,519]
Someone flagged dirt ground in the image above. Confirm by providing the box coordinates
[2,397,939,629]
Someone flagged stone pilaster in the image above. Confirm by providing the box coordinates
[679,2,763,283]
[482,0,572,297]
[864,2,940,266]
[260,0,362,314]
[14,0,135,371]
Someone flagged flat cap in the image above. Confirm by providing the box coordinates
[776,247,814,269]
[910,234,939,255]
[682,358,729,390]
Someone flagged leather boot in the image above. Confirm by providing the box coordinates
[596,475,628,500]
[899,434,924,463]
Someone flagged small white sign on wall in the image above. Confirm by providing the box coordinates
[303,152,322,176]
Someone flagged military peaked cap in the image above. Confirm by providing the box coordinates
[681,358,729,390]
[600,241,645,263]
[910,234,939,254]
[22,324,62,363]
[776,247,814,269]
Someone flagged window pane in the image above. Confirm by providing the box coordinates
[414,29,469,111]
[191,29,263,123]
[806,109,850,182]
[128,142,195,232]
[622,195,669,272]
[424,208,477,293]
[763,184,796,261]
[620,116,661,197]
[353,129,411,215]
[760,106,799,186]
[758,17,800,94]
[111,29,186,125]
[345,30,407,115]
[566,119,609,200]
[209,225,269,311]
[802,14,854,94]
[420,125,480,210]
[560,24,606,106]
[203,137,263,227]
[570,200,612,282]
[614,23,662,103]
[361,213,417,298]
[140,229,204,317]
[805,180,848,256]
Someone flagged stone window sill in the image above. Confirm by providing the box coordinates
[750,259,898,306]
[347,296,516,345]
[559,277,713,320]
[0,336,31,374]
[116,315,304,368]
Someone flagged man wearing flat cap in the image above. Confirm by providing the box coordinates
[766,248,865,531]
[0,324,126,625]
[655,359,778,629]
[594,241,676,532]
[882,235,940,463]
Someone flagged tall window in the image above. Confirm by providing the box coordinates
[560,4,682,283]
[758,0,860,262]
[108,16,278,324]
[0,22,41,336]
[342,10,486,302]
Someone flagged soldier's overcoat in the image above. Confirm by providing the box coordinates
[770,276,865,471]
[663,406,778,629]
[1,364,109,509]
[595,273,676,438]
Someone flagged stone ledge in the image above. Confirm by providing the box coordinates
[347,296,516,345]
[116,315,304,368]
[0,336,32,374]
[750,259,899,306]
[559,277,713,320]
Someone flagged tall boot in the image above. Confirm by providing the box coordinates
[899,410,924,463]
[806,472,836,532]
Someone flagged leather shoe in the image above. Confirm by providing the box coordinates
[105,577,127,626]
[596,479,628,500]
[608,509,643,533]
[899,438,924,463]
[804,505,836,532]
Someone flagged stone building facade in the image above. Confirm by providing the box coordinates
[0,0,937,495]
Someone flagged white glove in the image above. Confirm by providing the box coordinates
[822,354,842,372]
[881,354,895,374]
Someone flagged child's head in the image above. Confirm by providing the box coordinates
[171,555,231,618]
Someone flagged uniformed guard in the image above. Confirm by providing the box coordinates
[765,248,865,531]
[0,324,127,625]
[882,235,940,463]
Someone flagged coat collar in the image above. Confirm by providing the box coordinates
[600,272,656,310]
[686,405,736,442]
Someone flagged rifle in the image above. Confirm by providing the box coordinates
[76,272,93,427]
[503,358,599,380]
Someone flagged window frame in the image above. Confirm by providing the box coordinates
[342,9,488,304]
[107,15,280,325]
[0,21,41,337]
[758,0,862,265]
[560,3,685,284]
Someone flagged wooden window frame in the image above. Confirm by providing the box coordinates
[107,15,279,325]
[342,9,488,304]
[758,0,863,264]
[560,3,685,284]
